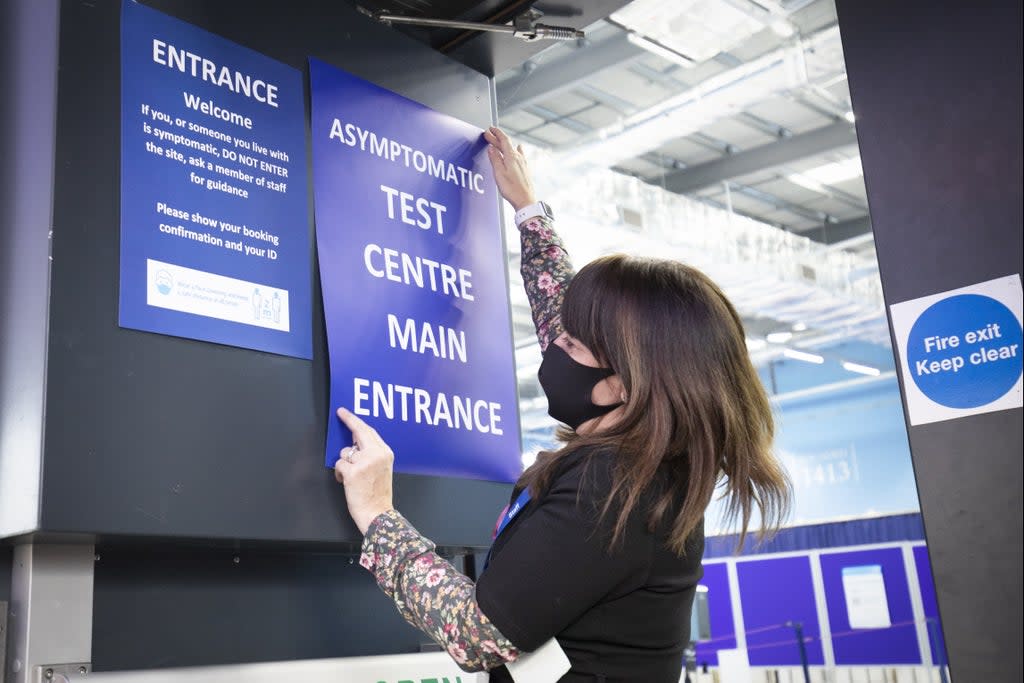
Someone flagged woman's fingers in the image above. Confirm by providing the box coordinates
[485,127,536,212]
[487,143,504,168]
[486,126,521,160]
[336,407,393,460]
[486,126,510,151]
[333,409,396,534]
[337,407,377,448]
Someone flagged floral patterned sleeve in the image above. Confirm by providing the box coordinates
[518,216,574,351]
[360,509,521,672]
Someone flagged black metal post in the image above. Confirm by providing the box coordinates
[786,621,811,683]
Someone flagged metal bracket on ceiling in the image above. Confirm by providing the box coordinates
[358,6,584,42]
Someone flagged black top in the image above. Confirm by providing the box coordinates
[477,446,705,683]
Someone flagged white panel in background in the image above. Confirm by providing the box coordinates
[716,648,752,683]
[842,564,892,629]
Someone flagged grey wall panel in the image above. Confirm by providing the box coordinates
[90,543,438,670]
[0,0,60,538]
[38,0,512,546]
[836,0,1023,681]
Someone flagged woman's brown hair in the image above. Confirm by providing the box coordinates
[518,254,791,554]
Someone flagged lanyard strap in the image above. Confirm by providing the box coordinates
[494,488,532,539]
[485,488,532,571]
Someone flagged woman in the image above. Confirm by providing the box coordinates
[334,126,791,682]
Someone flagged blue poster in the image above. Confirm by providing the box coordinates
[120,1,311,358]
[309,58,522,482]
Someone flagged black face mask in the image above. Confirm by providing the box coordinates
[538,343,622,430]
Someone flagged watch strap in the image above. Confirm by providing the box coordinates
[514,201,553,226]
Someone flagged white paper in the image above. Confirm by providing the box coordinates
[842,564,892,629]
[716,648,752,683]
[505,637,571,683]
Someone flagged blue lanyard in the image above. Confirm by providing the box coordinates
[484,489,531,571]
[494,489,532,539]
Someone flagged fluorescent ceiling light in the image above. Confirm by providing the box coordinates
[626,32,697,68]
[766,331,793,344]
[770,20,795,37]
[746,337,767,351]
[844,111,856,123]
[783,348,825,364]
[787,157,863,193]
[787,172,826,194]
[842,361,881,376]
[792,322,808,332]
[612,0,767,64]
[806,157,864,185]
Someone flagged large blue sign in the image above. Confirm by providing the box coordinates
[309,59,522,482]
[120,1,311,358]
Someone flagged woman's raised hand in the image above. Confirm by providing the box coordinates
[334,407,396,534]
[484,126,536,211]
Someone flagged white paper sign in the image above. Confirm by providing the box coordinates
[842,564,892,629]
[890,274,1023,425]
[716,648,752,683]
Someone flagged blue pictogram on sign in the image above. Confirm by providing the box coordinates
[906,294,1022,408]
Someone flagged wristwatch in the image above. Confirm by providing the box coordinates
[514,200,554,226]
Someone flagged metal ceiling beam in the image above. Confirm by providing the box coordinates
[497,31,644,114]
[573,82,637,115]
[729,182,832,223]
[626,154,870,244]
[661,121,858,194]
[799,215,873,244]
[523,104,594,134]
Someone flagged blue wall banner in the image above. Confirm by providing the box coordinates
[821,549,920,665]
[695,562,736,667]
[308,59,522,482]
[736,556,825,666]
[890,274,1022,425]
[120,1,311,358]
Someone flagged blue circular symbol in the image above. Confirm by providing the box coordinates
[907,294,1022,408]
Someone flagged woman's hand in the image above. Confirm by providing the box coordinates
[334,407,395,534]
[484,126,536,211]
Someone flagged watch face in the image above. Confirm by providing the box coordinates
[540,202,554,219]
